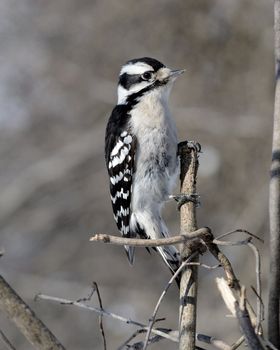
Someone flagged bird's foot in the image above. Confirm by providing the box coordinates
[177,140,202,155]
[169,193,201,211]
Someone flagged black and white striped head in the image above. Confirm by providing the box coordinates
[117,57,185,105]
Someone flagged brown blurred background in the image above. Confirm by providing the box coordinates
[0,1,274,349]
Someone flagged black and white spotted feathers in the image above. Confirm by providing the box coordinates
[105,106,137,263]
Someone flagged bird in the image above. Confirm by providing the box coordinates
[105,57,185,276]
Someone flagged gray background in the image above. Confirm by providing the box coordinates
[0,1,273,349]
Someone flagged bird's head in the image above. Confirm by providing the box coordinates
[117,57,185,105]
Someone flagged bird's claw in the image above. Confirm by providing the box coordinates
[169,193,201,211]
[178,140,202,154]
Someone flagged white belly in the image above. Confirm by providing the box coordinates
[128,93,179,211]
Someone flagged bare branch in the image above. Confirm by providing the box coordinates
[196,334,231,350]
[207,242,240,289]
[213,237,252,246]
[247,242,263,335]
[216,277,237,317]
[230,336,245,350]
[35,293,178,343]
[216,279,264,350]
[92,282,107,350]
[0,330,17,350]
[143,253,198,350]
[235,287,264,350]
[268,1,280,347]
[89,227,211,246]
[215,229,264,243]
[178,143,200,350]
[117,329,146,350]
[0,275,65,350]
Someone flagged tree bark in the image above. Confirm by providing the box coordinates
[268,1,280,347]
[178,144,199,350]
[0,274,65,350]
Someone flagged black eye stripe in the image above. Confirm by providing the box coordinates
[119,73,142,90]
[119,72,154,90]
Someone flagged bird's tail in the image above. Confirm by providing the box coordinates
[130,211,181,286]
[156,245,180,274]
[156,237,181,287]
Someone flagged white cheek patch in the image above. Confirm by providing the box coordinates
[118,81,151,104]
[118,86,129,104]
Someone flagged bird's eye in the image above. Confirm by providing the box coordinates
[141,72,153,80]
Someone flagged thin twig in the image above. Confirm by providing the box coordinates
[92,282,107,350]
[127,329,173,349]
[207,242,240,289]
[0,330,17,350]
[216,277,237,316]
[215,229,264,243]
[247,242,262,335]
[216,279,264,350]
[142,253,198,350]
[196,334,231,350]
[0,275,65,350]
[208,241,258,327]
[230,336,245,350]
[117,329,147,350]
[235,287,264,350]
[184,262,221,269]
[90,227,211,246]
[262,338,280,350]
[213,237,252,246]
[35,293,178,343]
[251,286,264,325]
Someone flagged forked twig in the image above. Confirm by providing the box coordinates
[216,279,264,350]
[90,227,211,246]
[92,282,107,350]
[142,253,198,350]
[215,229,264,243]
[35,293,178,343]
[235,287,264,350]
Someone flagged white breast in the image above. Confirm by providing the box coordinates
[129,89,179,209]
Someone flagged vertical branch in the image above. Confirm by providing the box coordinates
[268,1,280,347]
[178,143,199,350]
[0,275,65,350]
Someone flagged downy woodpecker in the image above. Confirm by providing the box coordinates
[105,57,185,275]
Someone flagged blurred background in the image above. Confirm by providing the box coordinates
[0,0,274,349]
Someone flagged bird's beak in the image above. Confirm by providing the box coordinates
[169,69,186,78]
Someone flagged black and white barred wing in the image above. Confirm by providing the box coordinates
[106,131,137,263]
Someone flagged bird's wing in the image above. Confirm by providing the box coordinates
[105,113,137,263]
